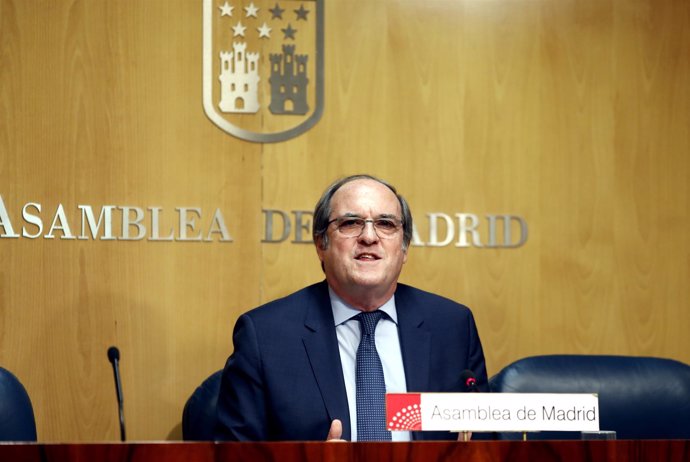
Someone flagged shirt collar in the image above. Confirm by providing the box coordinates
[328,286,399,326]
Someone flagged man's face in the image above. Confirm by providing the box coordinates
[316,179,408,307]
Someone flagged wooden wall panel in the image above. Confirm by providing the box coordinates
[1,0,263,441]
[0,0,688,442]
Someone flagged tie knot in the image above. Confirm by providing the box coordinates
[356,310,384,336]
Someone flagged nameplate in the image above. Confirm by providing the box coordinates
[386,393,600,432]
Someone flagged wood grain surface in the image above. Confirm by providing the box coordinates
[0,0,688,441]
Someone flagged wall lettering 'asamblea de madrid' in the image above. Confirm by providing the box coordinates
[0,197,527,248]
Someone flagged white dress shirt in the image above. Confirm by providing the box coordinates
[329,287,411,441]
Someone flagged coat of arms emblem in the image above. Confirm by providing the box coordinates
[203,0,324,143]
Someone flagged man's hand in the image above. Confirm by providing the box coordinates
[326,419,346,442]
[457,431,472,441]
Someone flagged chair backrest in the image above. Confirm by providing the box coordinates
[489,355,690,439]
[0,367,37,441]
[182,370,223,441]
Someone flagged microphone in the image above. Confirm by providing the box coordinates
[460,369,478,392]
[107,346,126,441]
[458,370,479,442]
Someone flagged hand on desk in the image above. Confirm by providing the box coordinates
[458,431,473,441]
[326,419,346,442]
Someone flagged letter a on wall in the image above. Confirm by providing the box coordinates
[203,0,324,143]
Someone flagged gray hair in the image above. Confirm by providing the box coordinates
[312,174,413,250]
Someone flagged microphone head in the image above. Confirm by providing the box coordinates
[107,346,120,363]
[460,369,477,391]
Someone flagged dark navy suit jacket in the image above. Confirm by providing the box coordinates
[214,281,488,441]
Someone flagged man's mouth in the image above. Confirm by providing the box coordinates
[355,253,380,261]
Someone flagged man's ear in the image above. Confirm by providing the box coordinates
[315,237,326,258]
[315,235,328,251]
[315,238,327,273]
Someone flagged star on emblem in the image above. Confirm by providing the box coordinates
[232,21,247,37]
[257,22,271,38]
[269,3,285,20]
[294,4,309,21]
[282,23,297,40]
[244,2,259,18]
[219,1,234,17]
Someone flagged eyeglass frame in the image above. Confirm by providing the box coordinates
[326,215,405,239]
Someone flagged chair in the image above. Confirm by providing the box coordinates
[489,355,690,440]
[0,367,37,441]
[182,370,223,440]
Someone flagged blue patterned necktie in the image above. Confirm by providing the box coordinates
[355,310,392,441]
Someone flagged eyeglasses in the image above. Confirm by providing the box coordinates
[327,216,403,238]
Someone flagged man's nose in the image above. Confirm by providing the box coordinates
[358,220,379,243]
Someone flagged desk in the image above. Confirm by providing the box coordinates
[1,440,688,462]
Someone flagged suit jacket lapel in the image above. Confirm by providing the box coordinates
[301,282,352,440]
[396,286,431,441]
[396,286,431,393]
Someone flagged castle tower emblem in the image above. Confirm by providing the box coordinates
[269,45,309,115]
[219,42,260,113]
[203,0,324,143]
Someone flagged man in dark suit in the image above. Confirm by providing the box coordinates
[215,175,488,441]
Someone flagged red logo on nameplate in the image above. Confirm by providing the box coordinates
[386,393,422,431]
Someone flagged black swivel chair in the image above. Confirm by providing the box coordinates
[182,370,223,440]
[0,367,37,441]
[489,355,690,440]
